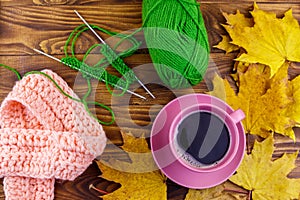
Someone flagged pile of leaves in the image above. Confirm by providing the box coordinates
[94,3,300,200]
[96,132,247,200]
[211,3,300,199]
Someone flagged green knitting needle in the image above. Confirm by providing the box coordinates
[74,10,156,99]
[33,48,147,100]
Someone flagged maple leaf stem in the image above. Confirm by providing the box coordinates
[89,184,109,195]
[247,190,252,200]
[246,134,252,154]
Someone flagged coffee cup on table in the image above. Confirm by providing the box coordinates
[150,94,246,189]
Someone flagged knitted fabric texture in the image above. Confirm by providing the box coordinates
[0,70,107,200]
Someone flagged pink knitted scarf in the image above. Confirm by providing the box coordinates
[0,70,107,199]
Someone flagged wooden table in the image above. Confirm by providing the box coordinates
[1,0,300,199]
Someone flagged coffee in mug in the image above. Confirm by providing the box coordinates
[169,103,244,172]
[175,111,230,168]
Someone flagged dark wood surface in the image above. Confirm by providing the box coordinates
[1,0,300,199]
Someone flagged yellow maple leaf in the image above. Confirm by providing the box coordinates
[185,182,247,200]
[214,35,240,54]
[226,3,300,77]
[231,62,269,85]
[214,10,253,54]
[185,184,224,200]
[286,75,300,127]
[97,132,167,200]
[209,63,296,140]
[230,136,300,200]
[223,10,253,28]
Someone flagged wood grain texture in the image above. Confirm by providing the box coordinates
[1,0,300,199]
[1,3,300,55]
[1,0,299,6]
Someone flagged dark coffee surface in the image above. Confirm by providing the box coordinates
[176,111,230,165]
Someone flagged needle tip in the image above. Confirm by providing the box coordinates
[136,79,156,99]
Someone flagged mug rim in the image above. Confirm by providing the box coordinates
[168,103,241,173]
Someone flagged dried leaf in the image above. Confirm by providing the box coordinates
[185,184,224,200]
[209,63,297,140]
[214,10,253,54]
[97,132,167,200]
[214,35,240,54]
[286,75,300,127]
[232,61,267,83]
[225,3,300,77]
[230,136,300,200]
[223,10,253,28]
[185,182,247,200]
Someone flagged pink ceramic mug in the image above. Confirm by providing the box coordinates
[150,94,246,188]
[169,103,245,173]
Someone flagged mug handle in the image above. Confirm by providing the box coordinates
[230,109,245,124]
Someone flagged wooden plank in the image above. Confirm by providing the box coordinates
[1,3,300,56]
[0,5,142,55]
[0,0,299,7]
[54,162,105,200]
[0,0,142,6]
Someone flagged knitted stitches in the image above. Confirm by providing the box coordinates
[0,70,107,200]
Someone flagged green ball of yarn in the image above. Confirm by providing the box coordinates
[142,0,210,88]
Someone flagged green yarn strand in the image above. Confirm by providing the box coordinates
[82,79,115,126]
[65,24,140,63]
[142,0,210,88]
[0,64,22,80]
[24,71,82,103]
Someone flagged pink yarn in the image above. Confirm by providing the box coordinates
[0,70,107,200]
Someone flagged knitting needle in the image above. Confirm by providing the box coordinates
[74,10,156,99]
[33,48,147,100]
